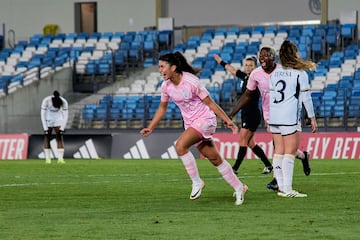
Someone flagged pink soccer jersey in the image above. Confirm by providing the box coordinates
[161,71,216,127]
[247,65,279,122]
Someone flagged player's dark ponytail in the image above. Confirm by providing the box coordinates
[159,52,200,75]
[52,90,63,109]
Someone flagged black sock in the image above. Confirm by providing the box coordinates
[252,144,272,167]
[233,146,247,171]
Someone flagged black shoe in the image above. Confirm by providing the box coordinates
[232,167,238,175]
[301,151,311,176]
[266,178,279,191]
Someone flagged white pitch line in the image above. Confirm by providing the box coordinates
[1,171,360,188]
[0,181,111,188]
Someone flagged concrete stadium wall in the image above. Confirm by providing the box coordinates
[0,0,157,43]
[0,0,359,45]
[166,0,321,26]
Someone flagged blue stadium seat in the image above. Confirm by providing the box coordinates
[192,57,205,68]
[143,40,156,57]
[302,27,314,37]
[264,25,277,36]
[311,35,324,60]
[289,28,301,38]
[120,108,133,119]
[158,30,172,50]
[173,108,182,119]
[221,78,235,101]
[326,25,340,50]
[341,23,357,47]
[322,90,337,100]
[318,104,333,118]
[134,108,146,119]
[143,57,156,68]
[98,63,110,75]
[348,105,360,117]
[199,69,213,79]
[85,62,97,75]
[109,108,121,120]
[338,80,353,89]
[333,105,344,117]
[94,106,107,119]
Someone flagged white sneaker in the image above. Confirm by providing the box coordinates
[277,190,307,198]
[233,184,248,205]
[262,166,273,174]
[190,180,205,200]
[45,159,51,164]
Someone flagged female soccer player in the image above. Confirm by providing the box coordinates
[41,90,68,164]
[140,52,248,205]
[214,54,272,175]
[269,40,317,197]
[229,46,311,191]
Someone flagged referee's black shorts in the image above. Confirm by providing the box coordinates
[241,109,261,132]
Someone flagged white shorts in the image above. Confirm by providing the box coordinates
[46,119,62,128]
[269,122,302,136]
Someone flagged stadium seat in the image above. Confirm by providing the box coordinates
[311,36,324,60]
[326,26,339,51]
[95,107,107,120]
[134,108,146,119]
[143,40,156,58]
[158,30,172,51]
[341,23,357,48]
[121,108,134,120]
[98,63,110,75]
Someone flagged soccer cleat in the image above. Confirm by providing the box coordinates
[262,166,273,174]
[277,190,307,198]
[45,159,51,164]
[190,180,205,200]
[266,178,279,191]
[232,168,238,175]
[301,151,311,176]
[57,159,66,164]
[233,184,248,205]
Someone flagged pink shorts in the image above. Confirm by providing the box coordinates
[185,117,217,141]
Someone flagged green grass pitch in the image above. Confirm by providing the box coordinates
[0,159,359,240]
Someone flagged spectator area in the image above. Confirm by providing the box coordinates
[0,23,359,129]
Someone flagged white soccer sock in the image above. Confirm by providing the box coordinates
[272,154,284,191]
[179,151,202,184]
[57,148,64,160]
[282,154,295,193]
[44,148,51,160]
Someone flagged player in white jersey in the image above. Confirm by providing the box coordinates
[228,46,312,191]
[269,40,317,198]
[41,90,68,164]
[140,52,248,205]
